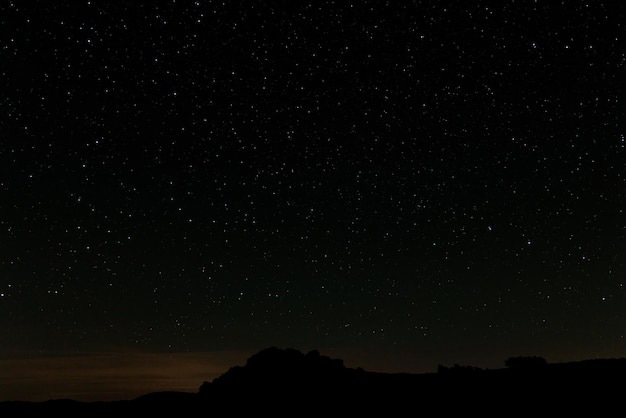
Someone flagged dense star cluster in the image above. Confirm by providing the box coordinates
[1,0,625,377]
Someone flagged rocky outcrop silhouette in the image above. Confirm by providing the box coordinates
[200,347,347,393]
[197,346,382,413]
[2,347,626,415]
[196,347,626,414]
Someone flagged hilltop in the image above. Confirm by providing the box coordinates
[1,347,625,415]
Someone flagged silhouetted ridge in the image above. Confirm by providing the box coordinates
[197,348,626,413]
[244,346,344,371]
[4,348,626,415]
[197,346,436,413]
[212,346,345,385]
[200,346,355,402]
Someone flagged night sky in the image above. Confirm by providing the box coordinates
[2,0,625,402]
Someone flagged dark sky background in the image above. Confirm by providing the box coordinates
[1,0,625,402]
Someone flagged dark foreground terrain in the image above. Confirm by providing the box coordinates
[2,347,625,416]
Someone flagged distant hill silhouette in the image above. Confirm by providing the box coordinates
[2,346,625,415]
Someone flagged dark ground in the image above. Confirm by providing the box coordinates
[1,347,624,416]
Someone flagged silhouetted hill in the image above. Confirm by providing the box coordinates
[2,347,625,415]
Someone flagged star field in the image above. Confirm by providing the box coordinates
[1,0,625,401]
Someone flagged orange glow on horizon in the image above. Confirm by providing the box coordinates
[0,349,256,402]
